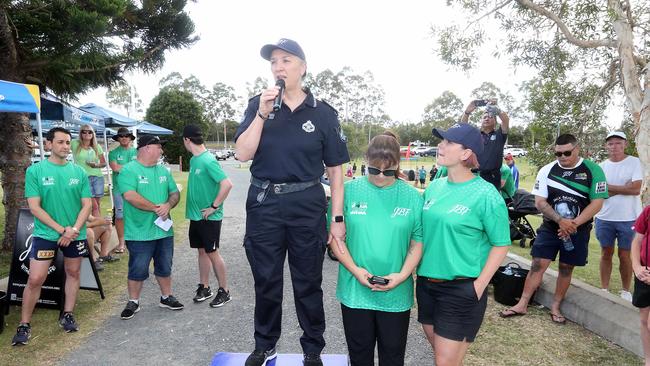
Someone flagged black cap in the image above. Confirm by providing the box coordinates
[182,124,203,138]
[137,135,164,150]
[432,123,484,155]
[111,127,135,141]
[260,38,306,61]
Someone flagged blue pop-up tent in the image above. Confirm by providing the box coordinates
[31,92,108,134]
[79,103,137,127]
[134,121,173,135]
[0,80,45,159]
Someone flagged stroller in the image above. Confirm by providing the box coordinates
[507,189,539,248]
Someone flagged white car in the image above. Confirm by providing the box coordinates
[412,146,431,156]
[505,148,527,157]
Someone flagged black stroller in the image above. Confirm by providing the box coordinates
[508,189,539,248]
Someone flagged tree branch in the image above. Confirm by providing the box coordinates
[515,0,616,49]
[464,0,513,31]
[583,60,619,121]
[67,44,165,74]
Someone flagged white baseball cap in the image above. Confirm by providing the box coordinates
[605,131,626,141]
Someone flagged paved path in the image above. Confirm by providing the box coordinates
[62,160,432,365]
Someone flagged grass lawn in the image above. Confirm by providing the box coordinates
[0,171,189,366]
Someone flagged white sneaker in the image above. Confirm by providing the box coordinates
[620,290,632,302]
[601,288,609,293]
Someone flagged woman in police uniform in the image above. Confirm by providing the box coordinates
[234,38,349,366]
[417,123,510,366]
[333,131,423,366]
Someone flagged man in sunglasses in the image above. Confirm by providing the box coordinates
[117,135,183,319]
[500,134,608,324]
[108,127,137,254]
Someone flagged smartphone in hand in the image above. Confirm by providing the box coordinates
[473,99,488,107]
[368,276,390,285]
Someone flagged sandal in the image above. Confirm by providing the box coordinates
[114,247,125,254]
[99,255,120,263]
[499,308,526,318]
[550,313,566,324]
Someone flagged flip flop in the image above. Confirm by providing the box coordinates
[499,308,525,318]
[114,247,125,254]
[550,313,566,324]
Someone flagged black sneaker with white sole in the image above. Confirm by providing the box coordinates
[209,287,231,308]
[303,353,323,366]
[159,295,184,310]
[193,284,214,303]
[59,312,79,333]
[11,323,31,346]
[244,347,277,366]
[120,301,140,320]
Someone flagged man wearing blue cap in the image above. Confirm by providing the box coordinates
[460,98,510,190]
[235,38,349,366]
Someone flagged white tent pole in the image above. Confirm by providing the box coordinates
[104,128,114,213]
[36,113,45,160]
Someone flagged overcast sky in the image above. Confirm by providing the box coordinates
[78,1,538,124]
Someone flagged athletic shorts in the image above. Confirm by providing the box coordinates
[633,277,650,308]
[30,237,88,260]
[112,189,124,219]
[189,220,222,253]
[416,276,487,342]
[88,175,105,198]
[595,218,635,250]
[419,178,426,184]
[530,227,591,266]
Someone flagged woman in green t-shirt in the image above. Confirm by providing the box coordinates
[417,123,510,366]
[331,131,423,366]
[71,124,106,217]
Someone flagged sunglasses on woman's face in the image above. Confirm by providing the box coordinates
[81,130,93,134]
[367,167,397,177]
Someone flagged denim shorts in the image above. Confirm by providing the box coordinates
[88,175,105,198]
[531,227,590,266]
[30,237,88,260]
[112,189,124,219]
[594,218,635,250]
[126,236,174,281]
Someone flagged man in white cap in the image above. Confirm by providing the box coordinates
[595,131,643,301]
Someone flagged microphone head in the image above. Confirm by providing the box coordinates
[275,79,285,88]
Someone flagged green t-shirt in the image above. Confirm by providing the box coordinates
[434,166,447,179]
[25,160,91,241]
[108,145,137,191]
[337,177,423,312]
[186,151,228,221]
[71,140,104,177]
[500,164,516,199]
[418,176,510,279]
[118,160,178,240]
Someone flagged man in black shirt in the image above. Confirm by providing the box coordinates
[460,99,510,190]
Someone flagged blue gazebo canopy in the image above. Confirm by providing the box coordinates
[80,103,137,127]
[0,80,40,113]
[134,121,174,135]
[31,93,107,134]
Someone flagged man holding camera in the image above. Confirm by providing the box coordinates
[461,98,509,191]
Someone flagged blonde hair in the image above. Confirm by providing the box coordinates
[76,124,100,156]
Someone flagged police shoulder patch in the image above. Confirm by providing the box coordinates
[319,99,339,116]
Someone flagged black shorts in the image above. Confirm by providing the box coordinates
[530,227,590,266]
[633,277,650,308]
[188,220,222,253]
[30,237,88,260]
[419,178,425,184]
[416,277,487,342]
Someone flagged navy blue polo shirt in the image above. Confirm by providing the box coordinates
[234,89,350,183]
[479,127,507,172]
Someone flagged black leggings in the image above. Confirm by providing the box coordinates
[341,304,410,366]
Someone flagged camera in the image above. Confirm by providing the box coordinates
[473,99,488,107]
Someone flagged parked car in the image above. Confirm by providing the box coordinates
[399,147,416,157]
[214,150,228,160]
[504,147,527,157]
[412,146,431,156]
[419,147,438,157]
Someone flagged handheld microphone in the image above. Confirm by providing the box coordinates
[272,79,285,112]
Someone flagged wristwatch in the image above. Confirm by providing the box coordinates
[210,203,219,209]
[332,215,344,223]
[71,227,79,233]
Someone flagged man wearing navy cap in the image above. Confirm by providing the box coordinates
[236,38,349,366]
[460,98,510,190]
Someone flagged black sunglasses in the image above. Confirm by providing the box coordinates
[367,167,397,177]
[554,147,576,157]
[81,130,93,134]
[117,134,130,138]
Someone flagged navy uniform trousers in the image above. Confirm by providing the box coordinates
[244,182,328,355]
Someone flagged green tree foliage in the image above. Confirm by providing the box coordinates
[0,0,196,250]
[145,89,205,171]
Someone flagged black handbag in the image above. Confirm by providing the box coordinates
[491,262,529,306]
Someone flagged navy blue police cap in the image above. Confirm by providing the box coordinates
[260,38,306,61]
[432,123,484,156]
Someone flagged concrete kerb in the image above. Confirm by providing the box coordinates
[503,252,643,357]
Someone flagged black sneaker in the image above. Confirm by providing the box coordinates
[59,312,79,332]
[94,260,104,271]
[120,300,140,320]
[244,347,277,366]
[159,295,184,310]
[303,353,323,366]
[193,284,214,303]
[12,323,31,346]
[209,287,231,308]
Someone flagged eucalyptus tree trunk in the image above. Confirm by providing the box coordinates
[0,112,32,250]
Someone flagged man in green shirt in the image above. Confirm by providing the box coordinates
[500,163,516,201]
[108,127,137,254]
[13,127,92,346]
[500,134,607,324]
[183,125,233,307]
[117,135,182,320]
